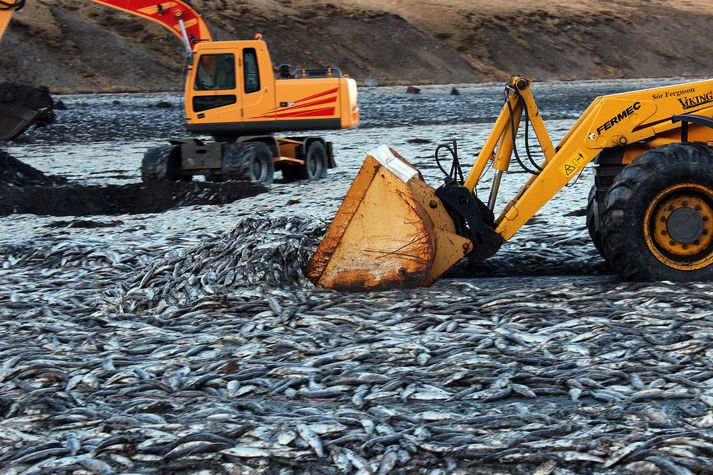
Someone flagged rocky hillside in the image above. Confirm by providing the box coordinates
[2,0,713,91]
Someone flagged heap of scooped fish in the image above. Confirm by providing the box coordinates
[0,215,712,474]
[117,216,326,314]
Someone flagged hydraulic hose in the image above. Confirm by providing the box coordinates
[435,140,465,185]
[505,87,540,175]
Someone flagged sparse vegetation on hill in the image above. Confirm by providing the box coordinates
[2,0,712,91]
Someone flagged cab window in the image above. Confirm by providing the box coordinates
[194,54,235,91]
[193,95,237,112]
[243,48,260,93]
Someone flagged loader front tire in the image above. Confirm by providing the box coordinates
[586,185,604,256]
[282,141,327,181]
[223,142,275,185]
[600,143,713,281]
[142,145,181,182]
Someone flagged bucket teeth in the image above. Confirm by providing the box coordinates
[307,145,473,290]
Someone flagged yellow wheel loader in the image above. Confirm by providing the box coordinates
[0,0,359,184]
[309,77,713,288]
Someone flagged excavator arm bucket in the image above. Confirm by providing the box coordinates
[0,103,46,141]
[307,146,473,290]
[0,83,54,142]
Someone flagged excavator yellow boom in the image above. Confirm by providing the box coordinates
[92,0,213,50]
[310,76,713,288]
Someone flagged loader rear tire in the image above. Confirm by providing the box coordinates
[600,143,713,281]
[282,141,327,181]
[142,145,181,182]
[223,142,274,185]
[586,185,604,256]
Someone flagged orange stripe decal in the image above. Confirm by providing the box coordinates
[268,107,336,119]
[260,88,339,115]
[287,96,337,111]
[294,87,339,104]
[254,96,337,118]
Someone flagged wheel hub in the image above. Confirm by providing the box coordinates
[646,184,713,269]
[666,206,704,243]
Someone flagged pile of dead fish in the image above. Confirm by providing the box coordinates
[118,216,326,313]
[0,151,66,187]
[0,235,195,321]
[2,257,713,473]
[0,212,712,473]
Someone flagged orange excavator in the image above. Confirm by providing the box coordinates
[0,0,359,184]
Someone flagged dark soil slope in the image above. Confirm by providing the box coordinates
[1,0,712,89]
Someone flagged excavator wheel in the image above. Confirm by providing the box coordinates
[223,142,274,184]
[142,145,184,182]
[586,185,604,256]
[600,143,713,281]
[283,141,327,181]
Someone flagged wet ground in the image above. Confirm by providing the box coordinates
[1,78,712,474]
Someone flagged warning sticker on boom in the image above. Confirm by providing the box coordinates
[562,149,587,177]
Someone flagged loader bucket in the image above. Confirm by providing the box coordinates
[307,145,473,290]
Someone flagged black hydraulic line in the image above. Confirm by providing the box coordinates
[435,140,465,185]
[511,87,544,172]
[0,0,25,11]
[505,87,540,175]
[522,104,544,172]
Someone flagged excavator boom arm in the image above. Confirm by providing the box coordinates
[93,0,213,50]
[0,0,23,41]
[1,0,212,48]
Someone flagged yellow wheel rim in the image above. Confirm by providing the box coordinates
[644,183,713,270]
